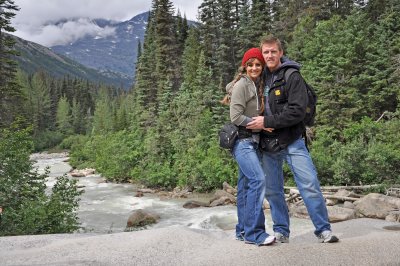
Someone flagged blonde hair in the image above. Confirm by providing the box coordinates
[260,34,283,52]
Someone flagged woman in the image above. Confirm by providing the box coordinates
[223,48,275,246]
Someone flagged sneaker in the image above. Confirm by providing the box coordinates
[259,235,276,246]
[318,230,339,243]
[274,232,289,243]
[235,232,245,241]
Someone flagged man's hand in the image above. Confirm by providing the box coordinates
[246,116,265,130]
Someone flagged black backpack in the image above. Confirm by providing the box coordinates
[281,68,317,127]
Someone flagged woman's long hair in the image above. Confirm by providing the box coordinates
[221,58,264,115]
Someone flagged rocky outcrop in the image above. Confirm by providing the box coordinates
[354,193,400,219]
[287,187,400,223]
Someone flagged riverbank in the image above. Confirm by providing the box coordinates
[1,218,399,265]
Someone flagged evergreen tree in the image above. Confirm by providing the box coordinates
[92,88,113,134]
[153,0,180,89]
[198,0,219,68]
[248,0,272,44]
[236,0,253,57]
[0,0,24,127]
[132,8,158,127]
[181,27,202,87]
[71,98,84,134]
[56,96,73,135]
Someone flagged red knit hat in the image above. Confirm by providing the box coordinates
[241,48,265,67]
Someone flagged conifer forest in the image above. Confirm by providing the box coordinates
[1,1,399,235]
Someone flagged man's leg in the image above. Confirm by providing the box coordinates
[285,138,333,237]
[261,150,290,238]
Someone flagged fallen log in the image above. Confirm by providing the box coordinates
[286,193,300,202]
[285,184,383,192]
[324,195,359,202]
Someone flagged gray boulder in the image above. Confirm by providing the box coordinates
[327,206,357,222]
[354,193,400,219]
[209,190,236,205]
[126,210,160,228]
[183,200,210,209]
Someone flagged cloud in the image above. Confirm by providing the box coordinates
[11,0,202,46]
[16,19,116,47]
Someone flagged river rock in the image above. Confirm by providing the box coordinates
[326,206,356,222]
[171,187,191,198]
[290,205,356,222]
[222,182,237,195]
[354,193,400,219]
[209,190,236,205]
[290,205,309,219]
[126,210,160,228]
[135,191,144,197]
[183,200,210,209]
[343,201,355,209]
[137,188,156,194]
[385,211,400,222]
[69,168,96,177]
[209,196,234,207]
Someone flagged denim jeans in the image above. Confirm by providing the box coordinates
[233,138,269,244]
[261,137,331,236]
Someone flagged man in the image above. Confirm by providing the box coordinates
[246,35,339,243]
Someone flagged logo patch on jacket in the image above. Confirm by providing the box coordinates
[275,89,281,96]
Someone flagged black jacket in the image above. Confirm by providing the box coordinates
[262,60,307,148]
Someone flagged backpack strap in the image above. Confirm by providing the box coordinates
[283,68,299,84]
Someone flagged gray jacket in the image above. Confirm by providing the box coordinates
[228,75,260,126]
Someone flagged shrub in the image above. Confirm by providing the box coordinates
[0,124,82,236]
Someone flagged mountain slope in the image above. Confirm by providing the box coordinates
[50,12,149,85]
[11,34,129,88]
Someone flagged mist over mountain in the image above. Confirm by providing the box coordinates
[50,12,149,88]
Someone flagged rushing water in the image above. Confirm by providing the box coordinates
[32,153,314,235]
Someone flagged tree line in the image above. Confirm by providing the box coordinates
[1,0,399,236]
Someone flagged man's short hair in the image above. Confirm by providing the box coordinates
[260,34,283,51]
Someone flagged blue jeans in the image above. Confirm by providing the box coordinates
[233,138,269,244]
[261,137,331,236]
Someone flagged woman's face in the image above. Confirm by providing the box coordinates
[245,58,263,81]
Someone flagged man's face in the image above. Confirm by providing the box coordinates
[261,43,283,72]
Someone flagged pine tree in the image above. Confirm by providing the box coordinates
[0,0,24,127]
[154,0,180,89]
[181,27,202,87]
[236,0,253,57]
[56,96,73,135]
[248,0,272,44]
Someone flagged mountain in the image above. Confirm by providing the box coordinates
[11,34,128,87]
[50,12,149,88]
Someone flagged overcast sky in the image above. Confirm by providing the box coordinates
[11,0,203,47]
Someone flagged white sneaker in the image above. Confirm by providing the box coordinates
[259,235,276,246]
[318,230,339,243]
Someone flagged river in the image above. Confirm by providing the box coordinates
[32,152,314,236]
